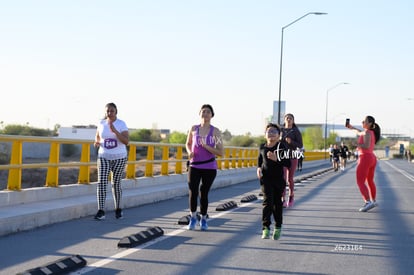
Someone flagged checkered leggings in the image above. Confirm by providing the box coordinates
[96,157,127,210]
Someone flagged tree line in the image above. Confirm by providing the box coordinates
[0,123,394,151]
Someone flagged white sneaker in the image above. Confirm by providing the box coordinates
[359,201,375,212]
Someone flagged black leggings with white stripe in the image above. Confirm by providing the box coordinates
[96,157,127,211]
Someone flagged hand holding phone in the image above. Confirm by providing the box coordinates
[345,118,350,127]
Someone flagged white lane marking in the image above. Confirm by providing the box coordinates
[71,201,257,274]
[383,161,414,182]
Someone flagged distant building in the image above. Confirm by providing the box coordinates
[159,129,170,139]
[57,125,97,140]
[57,126,171,140]
[271,101,286,125]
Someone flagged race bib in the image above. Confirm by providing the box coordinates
[104,138,118,149]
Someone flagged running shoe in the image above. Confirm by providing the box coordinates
[187,217,197,230]
[262,227,270,239]
[115,208,123,219]
[272,227,282,240]
[288,196,294,208]
[359,201,375,212]
[94,210,105,220]
[200,218,208,231]
[282,196,287,208]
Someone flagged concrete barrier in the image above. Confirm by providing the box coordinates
[0,168,257,236]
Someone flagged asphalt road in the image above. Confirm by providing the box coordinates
[1,159,413,275]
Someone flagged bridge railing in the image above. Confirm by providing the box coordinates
[0,135,330,191]
[0,135,260,191]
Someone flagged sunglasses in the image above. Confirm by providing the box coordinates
[266,130,279,134]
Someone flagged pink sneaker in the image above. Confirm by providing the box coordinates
[288,196,294,208]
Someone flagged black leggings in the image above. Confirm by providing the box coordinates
[261,181,285,229]
[187,167,217,216]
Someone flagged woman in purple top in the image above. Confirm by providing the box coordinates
[185,104,224,231]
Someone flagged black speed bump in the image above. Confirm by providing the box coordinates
[118,226,164,248]
[17,254,86,275]
[240,194,258,203]
[178,215,192,225]
[216,201,237,211]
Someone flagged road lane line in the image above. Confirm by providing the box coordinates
[71,201,257,274]
[383,161,414,182]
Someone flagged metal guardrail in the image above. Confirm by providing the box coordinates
[0,135,260,191]
[0,135,330,191]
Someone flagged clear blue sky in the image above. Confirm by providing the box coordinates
[1,1,413,137]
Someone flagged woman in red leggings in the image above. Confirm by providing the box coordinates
[281,113,303,208]
[347,115,381,212]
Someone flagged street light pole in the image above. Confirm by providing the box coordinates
[324,82,349,159]
[277,12,327,125]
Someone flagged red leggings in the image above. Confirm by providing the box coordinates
[284,158,298,197]
[356,153,377,201]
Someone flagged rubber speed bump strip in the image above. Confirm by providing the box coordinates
[178,215,192,225]
[240,194,257,203]
[118,226,164,248]
[17,254,86,275]
[216,201,237,211]
[177,213,209,225]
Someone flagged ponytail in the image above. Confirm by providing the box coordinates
[372,123,381,144]
[366,115,380,144]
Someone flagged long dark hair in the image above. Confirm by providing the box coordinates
[284,113,297,128]
[366,115,381,144]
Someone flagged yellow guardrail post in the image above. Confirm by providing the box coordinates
[237,149,243,168]
[78,143,90,184]
[251,149,257,166]
[252,149,259,166]
[175,147,183,174]
[161,145,169,176]
[243,149,248,167]
[224,148,230,169]
[7,140,23,190]
[46,142,59,187]
[145,145,154,177]
[231,148,237,168]
[217,156,222,170]
[126,144,137,179]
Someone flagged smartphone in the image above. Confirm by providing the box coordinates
[345,118,350,127]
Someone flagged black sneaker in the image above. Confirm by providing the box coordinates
[115,208,123,219]
[94,210,105,220]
